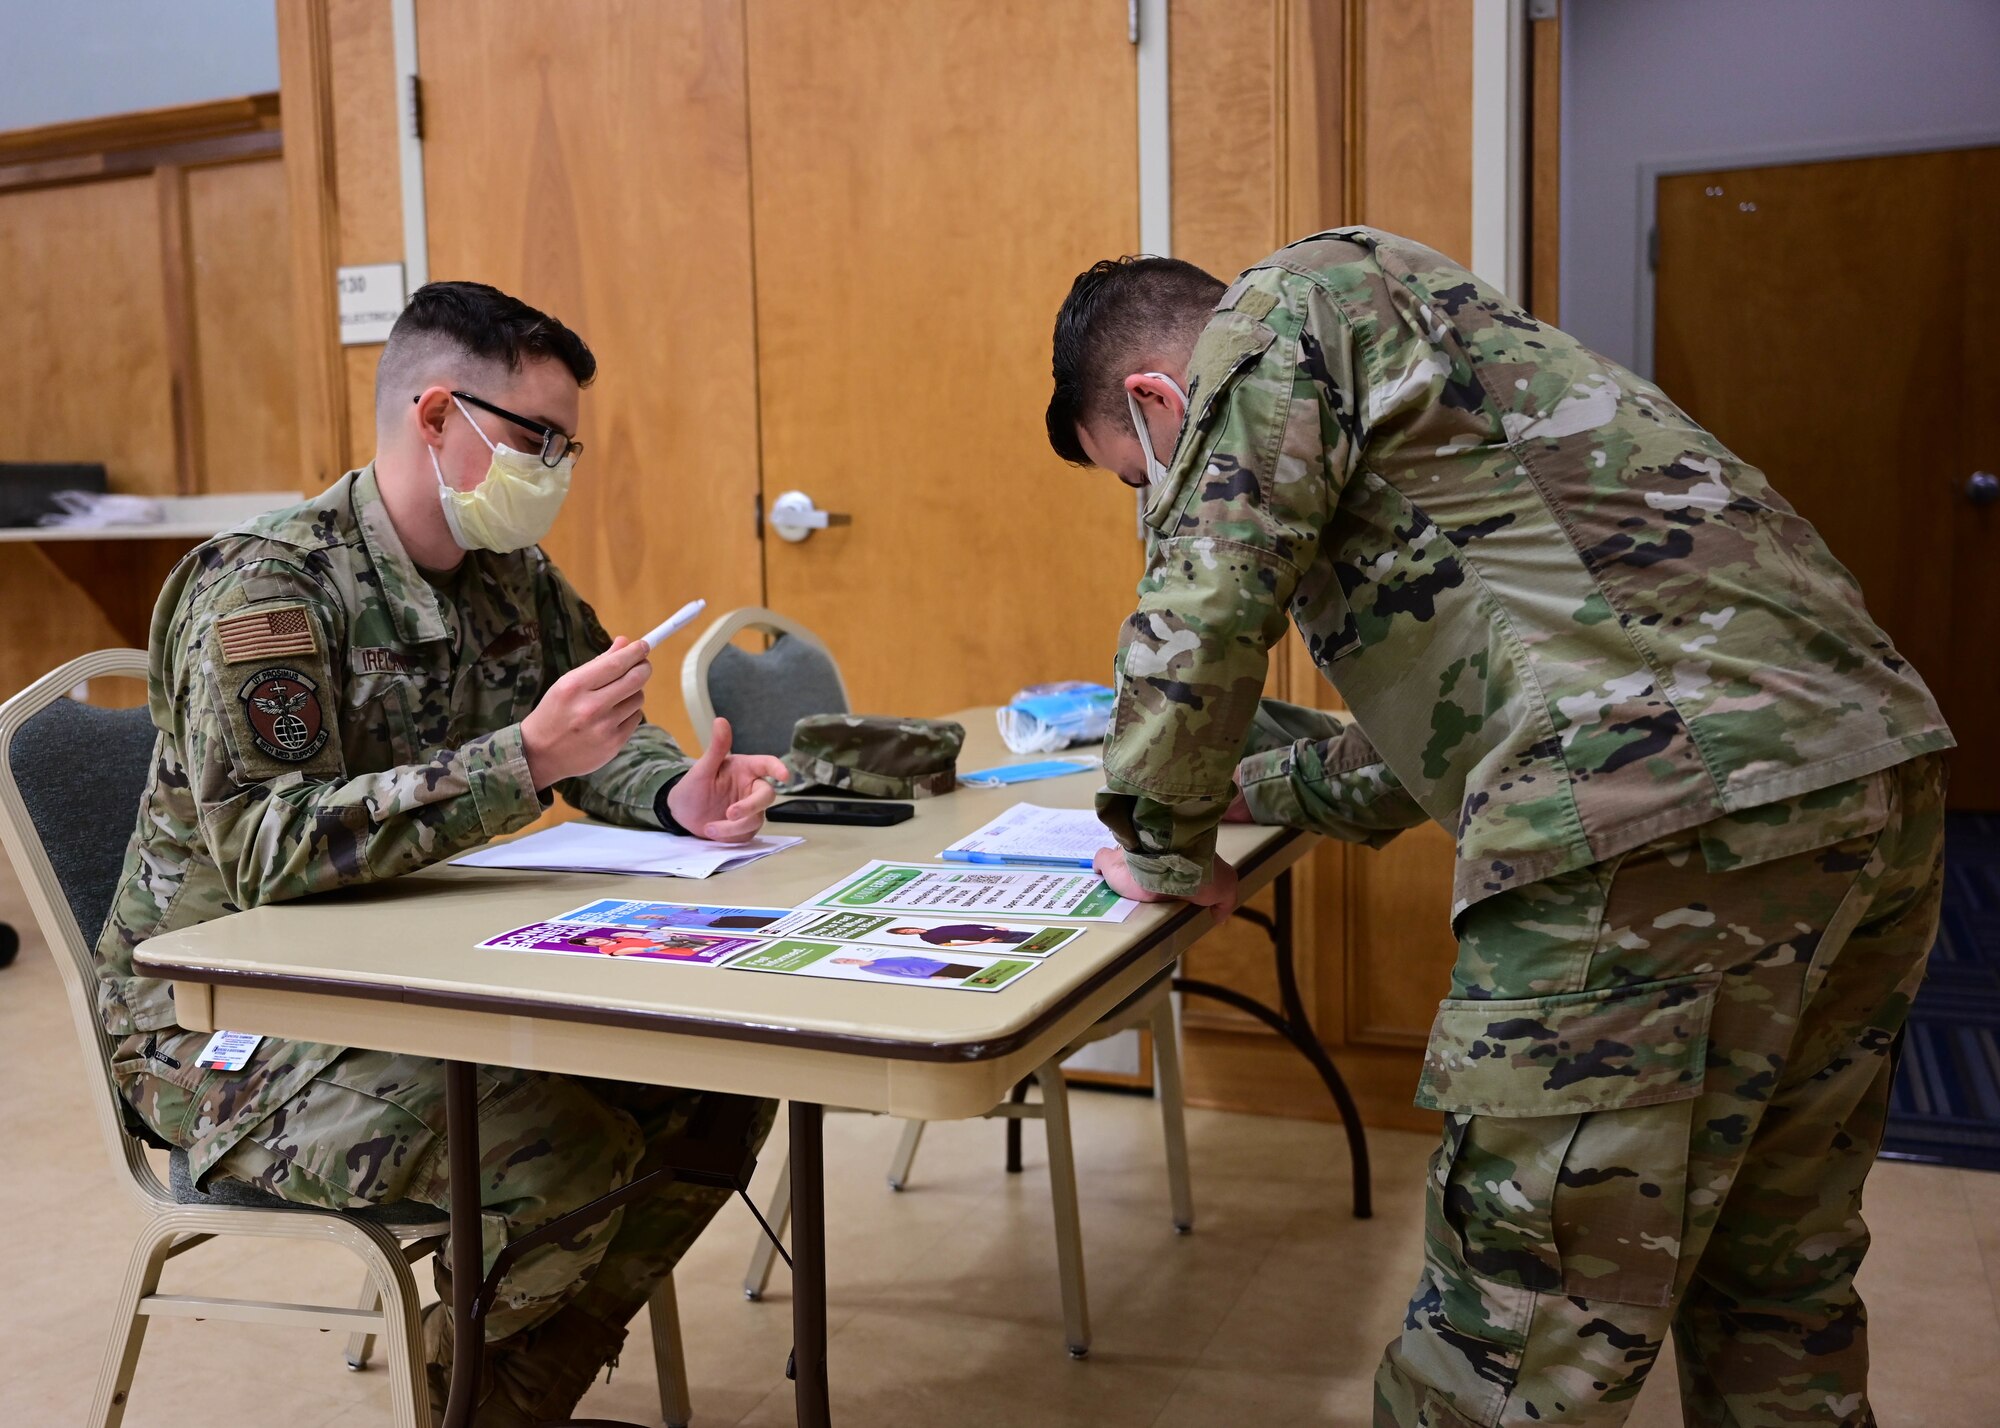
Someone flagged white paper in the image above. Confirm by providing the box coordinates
[38,491,166,530]
[454,822,802,879]
[944,803,1118,863]
[802,860,1136,922]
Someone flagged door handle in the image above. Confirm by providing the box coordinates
[1968,471,1999,508]
[768,491,852,543]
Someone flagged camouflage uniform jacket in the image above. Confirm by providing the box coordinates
[97,465,693,1178]
[1099,228,1952,912]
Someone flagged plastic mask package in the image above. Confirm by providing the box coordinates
[995,682,1115,754]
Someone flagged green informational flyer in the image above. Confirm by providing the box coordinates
[730,940,839,974]
[962,960,1032,989]
[723,938,1037,993]
[762,909,1084,957]
[802,861,1136,923]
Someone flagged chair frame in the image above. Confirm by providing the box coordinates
[672,612,1200,1400]
[740,972,1191,1359]
[0,651,444,1426]
[1,651,705,1428]
[680,606,852,741]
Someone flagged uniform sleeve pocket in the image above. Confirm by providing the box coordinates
[1142,314,1278,534]
[1419,973,1718,1307]
[350,675,421,766]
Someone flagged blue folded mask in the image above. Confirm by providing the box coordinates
[958,758,1100,787]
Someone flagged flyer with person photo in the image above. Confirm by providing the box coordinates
[763,909,1084,957]
[550,899,792,933]
[802,861,1136,922]
[476,921,760,965]
[724,938,1037,992]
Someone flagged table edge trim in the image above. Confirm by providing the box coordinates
[133,833,1301,1064]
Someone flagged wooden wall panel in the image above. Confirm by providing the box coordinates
[1342,0,1469,1070]
[0,553,130,704]
[415,0,764,751]
[0,98,294,705]
[1168,0,1286,1042]
[1528,11,1560,324]
[1171,0,1280,282]
[277,2,350,490]
[1358,0,1473,263]
[1346,821,1460,1044]
[1166,0,1472,1134]
[188,158,300,492]
[328,0,401,469]
[0,177,178,494]
[1283,0,1353,237]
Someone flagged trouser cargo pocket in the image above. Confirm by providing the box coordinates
[1419,971,1719,1313]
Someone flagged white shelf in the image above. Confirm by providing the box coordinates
[0,492,300,544]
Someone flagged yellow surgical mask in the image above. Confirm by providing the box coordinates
[431,396,573,552]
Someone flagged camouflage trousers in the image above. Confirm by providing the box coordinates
[211,1052,775,1342]
[1376,754,1946,1428]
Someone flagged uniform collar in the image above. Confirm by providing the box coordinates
[353,463,453,646]
[353,462,543,653]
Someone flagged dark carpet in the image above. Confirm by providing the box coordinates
[1882,813,2000,1172]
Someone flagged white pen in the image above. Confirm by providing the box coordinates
[641,598,707,651]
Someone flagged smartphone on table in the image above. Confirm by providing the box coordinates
[766,799,915,827]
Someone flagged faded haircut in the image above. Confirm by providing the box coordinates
[1045,256,1225,465]
[373,280,596,428]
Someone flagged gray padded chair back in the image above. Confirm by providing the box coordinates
[706,633,850,757]
[7,698,156,946]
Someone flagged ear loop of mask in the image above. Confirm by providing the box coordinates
[429,395,500,549]
[428,395,502,485]
[1126,372,1187,486]
[1127,372,1187,541]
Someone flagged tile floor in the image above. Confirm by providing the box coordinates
[2,867,1996,1427]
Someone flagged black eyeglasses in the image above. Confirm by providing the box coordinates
[439,390,583,468]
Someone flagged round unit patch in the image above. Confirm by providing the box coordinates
[237,667,329,763]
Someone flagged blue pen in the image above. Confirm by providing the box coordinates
[939,850,1097,870]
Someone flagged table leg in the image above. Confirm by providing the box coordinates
[1172,869,1374,1219]
[438,1071,766,1427]
[443,1059,483,1428]
[1003,1077,1031,1173]
[790,1101,832,1427]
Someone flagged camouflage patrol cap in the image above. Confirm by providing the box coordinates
[785,715,965,798]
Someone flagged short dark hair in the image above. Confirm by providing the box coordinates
[1046,256,1225,465]
[374,280,595,421]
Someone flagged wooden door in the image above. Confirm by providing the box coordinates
[413,0,765,748]
[1655,146,2000,807]
[745,0,1145,716]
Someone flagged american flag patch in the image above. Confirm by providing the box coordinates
[216,605,319,663]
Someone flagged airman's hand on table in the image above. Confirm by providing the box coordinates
[1222,768,1255,823]
[1092,846,1241,925]
[667,718,791,843]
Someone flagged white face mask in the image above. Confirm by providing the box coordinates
[1125,372,1187,487]
[431,396,574,553]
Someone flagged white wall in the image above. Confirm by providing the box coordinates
[1560,0,2000,372]
[0,0,278,131]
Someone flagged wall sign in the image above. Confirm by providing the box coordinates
[337,263,407,346]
